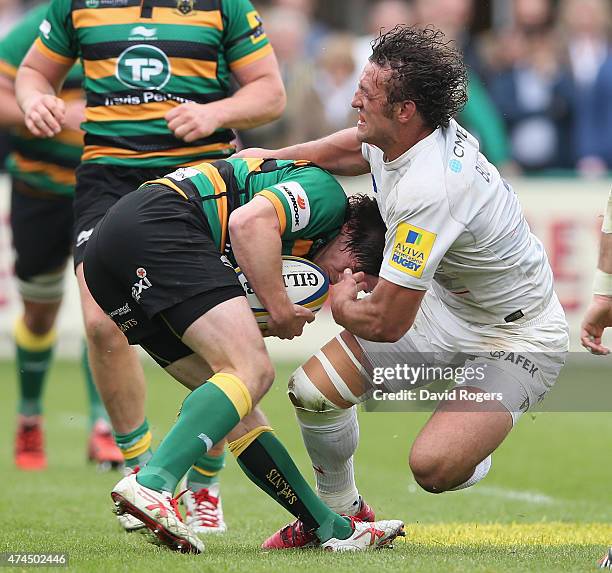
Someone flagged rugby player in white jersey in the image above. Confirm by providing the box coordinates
[581,190,612,569]
[239,25,570,549]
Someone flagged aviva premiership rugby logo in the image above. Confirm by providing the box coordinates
[389,222,436,278]
[116,45,171,90]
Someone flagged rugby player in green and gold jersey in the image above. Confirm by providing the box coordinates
[14,0,285,532]
[0,4,122,473]
[82,157,402,554]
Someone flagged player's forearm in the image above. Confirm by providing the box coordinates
[15,65,58,112]
[230,217,293,319]
[273,129,369,176]
[599,192,612,273]
[208,75,285,131]
[598,231,612,274]
[593,193,612,297]
[593,232,612,297]
[332,297,411,343]
[0,84,25,127]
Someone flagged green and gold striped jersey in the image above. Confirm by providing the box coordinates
[0,3,83,195]
[146,158,348,263]
[36,0,272,167]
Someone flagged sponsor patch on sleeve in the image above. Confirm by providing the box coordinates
[39,19,51,39]
[388,222,436,278]
[165,167,200,181]
[246,10,266,44]
[273,181,311,232]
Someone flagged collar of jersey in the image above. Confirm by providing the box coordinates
[379,126,440,170]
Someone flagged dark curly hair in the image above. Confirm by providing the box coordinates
[370,25,468,129]
[342,194,386,276]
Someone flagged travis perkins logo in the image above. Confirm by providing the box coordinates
[274,182,310,232]
[132,267,152,302]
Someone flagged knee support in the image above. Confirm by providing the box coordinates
[18,270,66,303]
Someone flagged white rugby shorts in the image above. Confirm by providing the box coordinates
[356,290,570,425]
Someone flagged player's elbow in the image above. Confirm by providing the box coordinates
[252,68,286,120]
[228,209,255,237]
[264,80,286,121]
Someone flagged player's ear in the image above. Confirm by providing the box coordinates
[396,100,417,124]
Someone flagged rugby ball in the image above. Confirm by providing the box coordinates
[235,256,329,328]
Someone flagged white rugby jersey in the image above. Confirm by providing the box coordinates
[363,119,555,325]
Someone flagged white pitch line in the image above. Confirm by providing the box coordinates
[467,485,557,505]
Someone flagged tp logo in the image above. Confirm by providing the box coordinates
[116,45,171,90]
[126,59,162,82]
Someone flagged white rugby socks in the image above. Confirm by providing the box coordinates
[295,406,361,515]
[449,454,492,491]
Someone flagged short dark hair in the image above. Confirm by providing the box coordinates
[342,194,386,276]
[370,25,468,129]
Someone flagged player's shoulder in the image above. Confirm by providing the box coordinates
[220,0,261,27]
[396,136,448,204]
[434,120,483,199]
[279,161,345,200]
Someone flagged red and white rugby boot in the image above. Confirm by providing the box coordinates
[321,516,405,552]
[87,419,123,470]
[183,484,227,534]
[111,473,204,554]
[261,497,376,549]
[15,415,46,471]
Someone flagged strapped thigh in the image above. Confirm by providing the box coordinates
[288,331,372,411]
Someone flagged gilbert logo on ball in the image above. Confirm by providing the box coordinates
[235,256,329,327]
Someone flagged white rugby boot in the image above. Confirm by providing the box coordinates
[111,473,204,554]
[321,517,405,552]
[183,483,227,534]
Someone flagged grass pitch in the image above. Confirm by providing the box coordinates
[1,359,611,572]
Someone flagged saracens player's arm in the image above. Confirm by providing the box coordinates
[331,273,425,343]
[237,128,371,177]
[229,196,314,340]
[581,189,612,355]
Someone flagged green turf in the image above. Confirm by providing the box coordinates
[1,359,611,572]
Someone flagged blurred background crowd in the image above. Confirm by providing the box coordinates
[1,0,612,177]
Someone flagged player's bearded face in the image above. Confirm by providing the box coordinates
[351,62,396,146]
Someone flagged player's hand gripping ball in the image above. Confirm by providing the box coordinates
[235,256,329,328]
